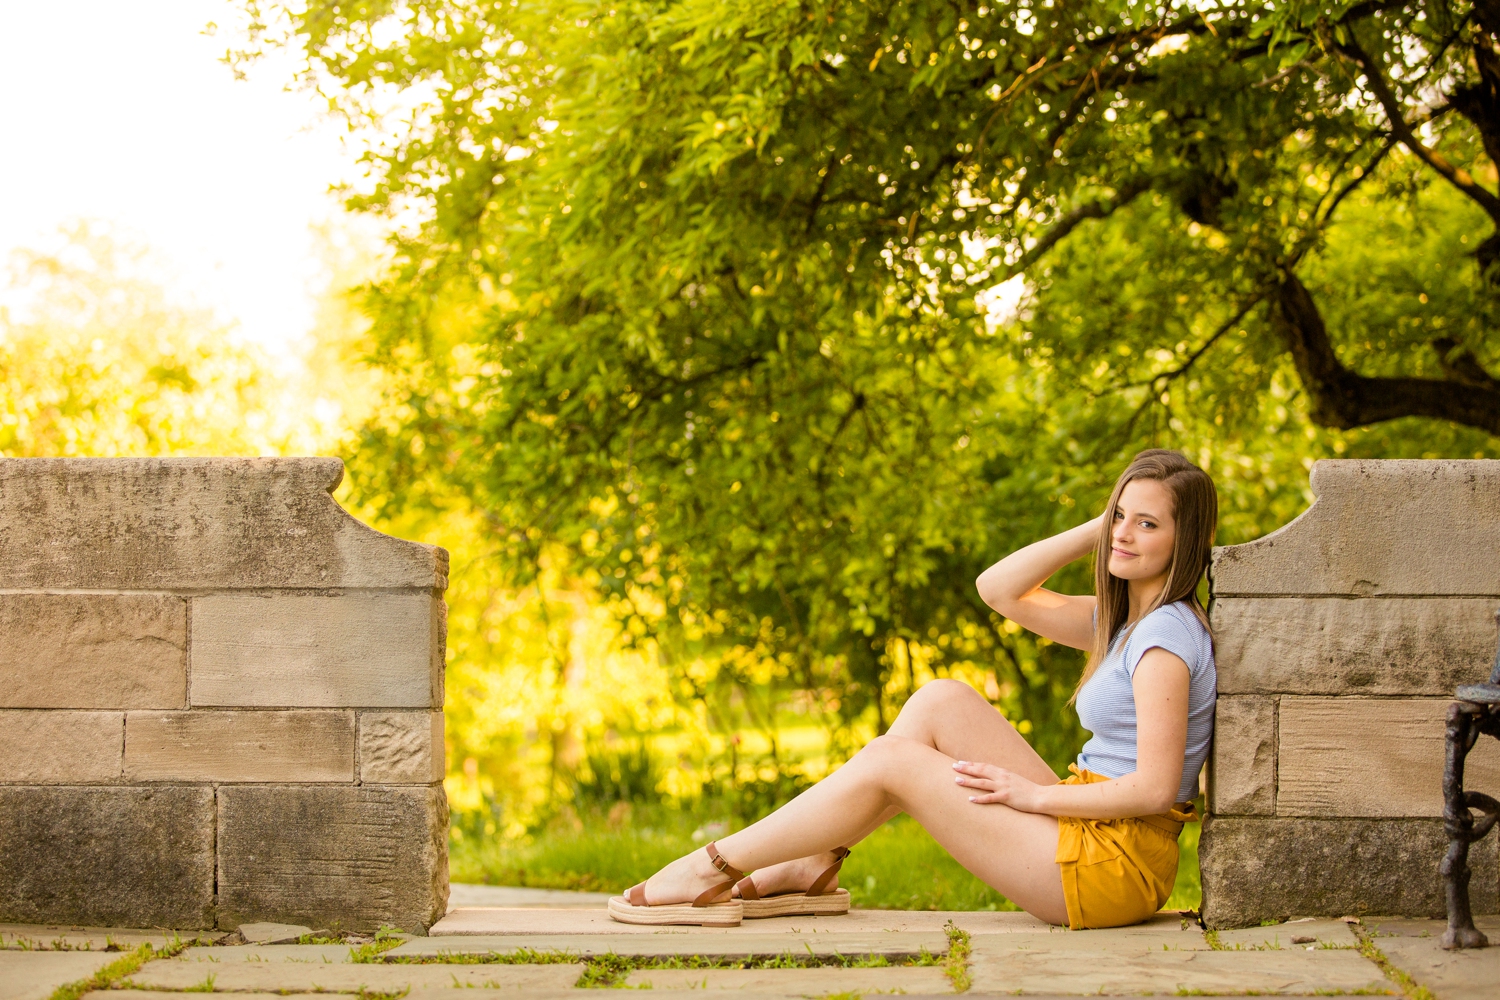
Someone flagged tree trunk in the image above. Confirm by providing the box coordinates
[1269,271,1500,435]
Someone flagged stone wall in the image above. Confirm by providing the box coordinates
[0,458,449,932]
[1202,459,1500,928]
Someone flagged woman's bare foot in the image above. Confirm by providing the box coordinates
[732,850,843,898]
[627,845,740,905]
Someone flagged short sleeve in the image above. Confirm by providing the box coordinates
[1122,606,1201,678]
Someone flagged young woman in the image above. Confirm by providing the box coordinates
[609,449,1218,930]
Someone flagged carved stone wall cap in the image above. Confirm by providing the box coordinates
[1210,459,1500,597]
[0,456,447,591]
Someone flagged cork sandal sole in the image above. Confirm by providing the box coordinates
[607,841,746,926]
[741,887,850,919]
[607,894,743,926]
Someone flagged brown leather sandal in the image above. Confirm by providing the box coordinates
[736,847,851,918]
[606,841,745,925]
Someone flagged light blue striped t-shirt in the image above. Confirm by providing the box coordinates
[1076,601,1216,804]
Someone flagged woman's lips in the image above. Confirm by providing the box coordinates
[1111,547,1137,558]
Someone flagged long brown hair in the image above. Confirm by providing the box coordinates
[1072,449,1218,701]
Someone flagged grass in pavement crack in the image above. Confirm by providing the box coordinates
[1351,926,1434,1000]
[943,920,972,993]
[348,926,408,963]
[380,944,944,987]
[47,936,191,1000]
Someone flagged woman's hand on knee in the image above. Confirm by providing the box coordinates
[952,759,1045,812]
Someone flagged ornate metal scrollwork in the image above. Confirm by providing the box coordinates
[1442,611,1500,950]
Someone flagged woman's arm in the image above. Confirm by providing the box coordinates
[975,514,1101,651]
[953,647,1192,818]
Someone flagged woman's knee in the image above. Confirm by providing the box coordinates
[901,678,986,720]
[854,733,924,775]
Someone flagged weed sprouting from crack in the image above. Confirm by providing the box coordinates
[181,971,217,992]
[943,919,971,992]
[348,926,407,963]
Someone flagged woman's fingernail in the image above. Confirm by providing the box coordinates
[968,796,976,802]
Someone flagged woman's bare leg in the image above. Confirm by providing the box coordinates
[636,730,1068,924]
[740,679,1059,896]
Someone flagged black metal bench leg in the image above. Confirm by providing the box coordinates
[1443,702,1487,950]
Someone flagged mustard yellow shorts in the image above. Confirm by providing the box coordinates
[1055,765,1195,930]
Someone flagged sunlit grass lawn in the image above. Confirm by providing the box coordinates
[451,808,1202,913]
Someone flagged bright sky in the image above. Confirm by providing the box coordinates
[0,0,358,355]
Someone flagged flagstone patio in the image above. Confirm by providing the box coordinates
[1,899,1496,1000]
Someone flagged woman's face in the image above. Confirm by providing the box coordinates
[1108,478,1177,582]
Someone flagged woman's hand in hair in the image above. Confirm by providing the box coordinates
[951,759,1048,813]
[974,512,1103,651]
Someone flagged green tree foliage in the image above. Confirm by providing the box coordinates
[238,1,1500,785]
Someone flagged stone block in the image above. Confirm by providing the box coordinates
[0,711,122,783]
[217,785,448,933]
[124,711,354,782]
[1208,696,1276,816]
[1277,698,1500,817]
[0,785,215,927]
[0,594,185,709]
[190,594,443,708]
[359,712,444,783]
[1213,597,1500,695]
[0,457,446,590]
[1198,816,1499,928]
[1211,459,1500,596]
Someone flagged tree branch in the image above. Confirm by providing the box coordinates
[1123,294,1265,391]
[1338,33,1500,223]
[1004,180,1148,278]
[1271,270,1500,434]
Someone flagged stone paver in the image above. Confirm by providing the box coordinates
[987,912,1210,950]
[17,909,1499,999]
[968,931,1390,995]
[1214,918,1360,950]
[389,930,949,958]
[125,956,585,991]
[0,950,119,1000]
[430,905,1051,935]
[237,920,315,944]
[175,943,361,963]
[446,883,623,910]
[0,923,213,951]
[91,992,584,1000]
[1366,916,1500,1000]
[623,965,955,992]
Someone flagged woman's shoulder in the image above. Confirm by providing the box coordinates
[1127,601,1212,665]
[1143,600,1209,634]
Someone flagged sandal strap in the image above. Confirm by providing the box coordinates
[806,847,850,897]
[735,874,760,901]
[695,841,745,907]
